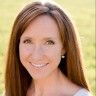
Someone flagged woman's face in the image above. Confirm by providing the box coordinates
[19,15,65,80]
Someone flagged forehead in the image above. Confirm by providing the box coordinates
[21,15,61,39]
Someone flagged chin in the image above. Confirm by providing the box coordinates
[30,72,50,80]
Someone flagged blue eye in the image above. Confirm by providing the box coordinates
[23,39,32,44]
[46,40,55,45]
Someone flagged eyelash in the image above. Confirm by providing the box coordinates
[46,40,55,45]
[23,39,32,44]
[23,39,55,45]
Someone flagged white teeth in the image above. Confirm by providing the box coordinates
[30,63,48,68]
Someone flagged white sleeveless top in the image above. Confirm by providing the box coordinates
[74,88,92,96]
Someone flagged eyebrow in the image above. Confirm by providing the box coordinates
[42,37,56,40]
[22,36,56,40]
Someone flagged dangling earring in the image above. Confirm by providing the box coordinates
[61,55,65,58]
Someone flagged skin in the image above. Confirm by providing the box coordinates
[19,15,80,96]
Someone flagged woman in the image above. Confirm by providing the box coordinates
[5,1,92,96]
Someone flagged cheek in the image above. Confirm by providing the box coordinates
[19,44,31,65]
[46,47,62,65]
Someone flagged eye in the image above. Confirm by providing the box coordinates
[23,39,32,44]
[46,40,55,45]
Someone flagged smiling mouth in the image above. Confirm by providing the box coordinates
[29,62,48,68]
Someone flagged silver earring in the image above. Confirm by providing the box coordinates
[61,55,65,58]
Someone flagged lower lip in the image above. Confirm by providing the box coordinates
[30,62,48,68]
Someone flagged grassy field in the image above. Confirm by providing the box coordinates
[0,0,95,95]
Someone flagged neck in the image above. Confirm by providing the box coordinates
[27,68,81,96]
[29,68,64,96]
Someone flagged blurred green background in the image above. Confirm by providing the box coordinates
[0,0,95,95]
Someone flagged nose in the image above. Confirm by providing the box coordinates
[31,45,44,61]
